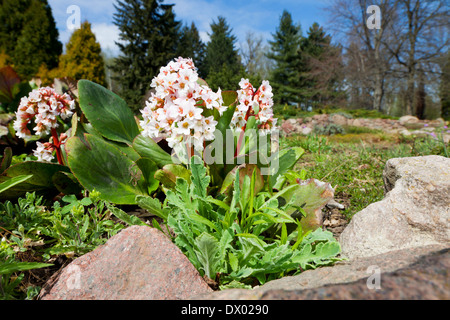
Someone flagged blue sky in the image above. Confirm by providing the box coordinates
[48,0,332,56]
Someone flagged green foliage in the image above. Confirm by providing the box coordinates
[66,80,164,205]
[112,0,181,112]
[283,134,331,154]
[203,16,244,90]
[313,123,345,136]
[0,0,62,79]
[77,80,139,144]
[177,22,206,77]
[267,10,303,104]
[59,22,106,87]
[299,23,345,107]
[0,191,125,299]
[160,156,342,287]
[0,161,74,201]
[0,175,32,194]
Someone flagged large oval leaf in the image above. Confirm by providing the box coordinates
[78,80,139,144]
[66,134,146,204]
[133,133,173,168]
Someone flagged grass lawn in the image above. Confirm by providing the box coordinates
[281,131,448,220]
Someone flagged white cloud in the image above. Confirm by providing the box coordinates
[91,23,121,56]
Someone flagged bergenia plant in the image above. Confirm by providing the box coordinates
[233,79,277,156]
[13,87,75,164]
[140,57,226,153]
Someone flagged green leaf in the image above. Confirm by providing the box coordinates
[0,262,53,275]
[215,91,237,136]
[0,162,70,200]
[66,134,146,204]
[136,195,168,220]
[154,164,191,190]
[52,171,82,195]
[133,133,173,168]
[280,223,287,245]
[269,147,305,190]
[135,158,159,194]
[228,252,239,272]
[194,232,220,279]
[0,175,33,194]
[190,156,210,198]
[107,203,148,227]
[78,80,139,144]
[0,147,12,173]
[278,179,334,233]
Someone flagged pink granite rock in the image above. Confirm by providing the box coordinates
[39,226,212,300]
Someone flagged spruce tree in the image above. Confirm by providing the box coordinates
[203,16,245,91]
[177,22,205,77]
[267,10,303,105]
[112,0,180,112]
[59,21,106,87]
[0,0,62,79]
[300,22,344,107]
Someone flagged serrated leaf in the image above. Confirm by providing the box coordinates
[190,156,210,199]
[228,252,239,272]
[107,203,148,227]
[194,232,220,279]
[136,195,168,220]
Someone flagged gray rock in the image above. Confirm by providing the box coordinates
[399,115,420,126]
[39,226,212,300]
[340,155,450,260]
[192,244,448,300]
[259,247,450,300]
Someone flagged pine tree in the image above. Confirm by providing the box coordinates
[203,16,244,91]
[267,10,303,105]
[300,22,344,107]
[177,22,206,77]
[59,21,106,87]
[112,0,180,112]
[0,0,62,79]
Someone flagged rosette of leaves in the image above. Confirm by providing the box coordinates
[144,156,342,287]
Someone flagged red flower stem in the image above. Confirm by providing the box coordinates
[235,105,253,158]
[51,128,64,165]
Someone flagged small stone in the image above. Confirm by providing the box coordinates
[39,226,212,300]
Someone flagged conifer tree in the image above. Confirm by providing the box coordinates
[59,21,106,87]
[267,10,303,105]
[177,22,206,77]
[0,0,62,79]
[112,0,180,112]
[203,16,245,91]
[300,22,344,107]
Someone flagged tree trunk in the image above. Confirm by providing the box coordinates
[405,66,415,115]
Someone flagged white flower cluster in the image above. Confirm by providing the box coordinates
[34,141,55,162]
[140,57,226,151]
[231,78,277,134]
[32,134,68,162]
[13,87,75,139]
